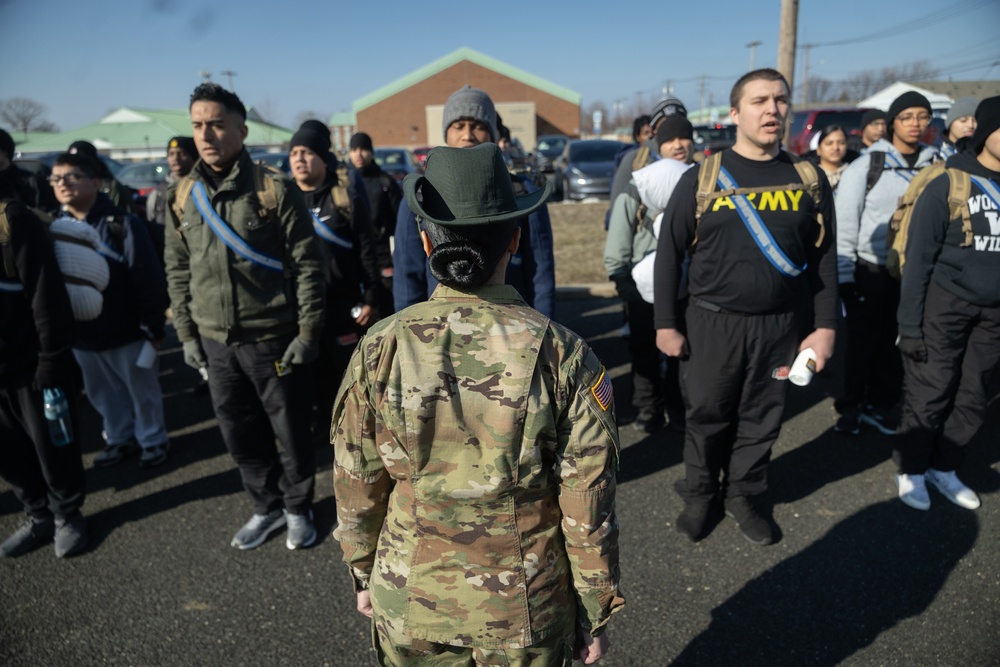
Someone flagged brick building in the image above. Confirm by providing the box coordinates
[333,48,581,151]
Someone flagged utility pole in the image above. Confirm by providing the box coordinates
[777,0,798,96]
[746,41,762,72]
[635,91,643,116]
[801,44,814,107]
[199,70,212,83]
[220,69,238,92]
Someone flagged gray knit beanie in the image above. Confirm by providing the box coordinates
[946,97,979,131]
[442,86,497,142]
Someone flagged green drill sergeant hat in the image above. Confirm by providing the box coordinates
[403,143,552,226]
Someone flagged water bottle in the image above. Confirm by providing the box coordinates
[42,388,74,447]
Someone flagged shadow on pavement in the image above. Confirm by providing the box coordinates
[83,467,244,552]
[670,500,979,667]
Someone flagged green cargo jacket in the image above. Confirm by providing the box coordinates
[164,149,325,345]
[332,285,625,650]
[603,180,658,281]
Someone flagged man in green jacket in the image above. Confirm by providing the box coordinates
[165,83,325,551]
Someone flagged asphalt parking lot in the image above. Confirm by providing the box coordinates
[2,292,998,666]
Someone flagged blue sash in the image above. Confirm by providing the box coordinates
[717,166,806,278]
[96,239,125,264]
[310,211,354,250]
[191,182,283,272]
[0,279,23,293]
[970,175,1000,210]
[884,152,918,183]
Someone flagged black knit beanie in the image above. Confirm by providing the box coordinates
[349,132,373,151]
[0,128,14,160]
[970,95,1000,155]
[167,136,196,157]
[655,116,694,147]
[290,127,331,157]
[860,109,886,129]
[886,92,931,137]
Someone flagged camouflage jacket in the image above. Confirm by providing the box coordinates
[332,284,624,649]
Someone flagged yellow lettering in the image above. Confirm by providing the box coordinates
[758,191,788,211]
[712,196,736,212]
[787,190,804,211]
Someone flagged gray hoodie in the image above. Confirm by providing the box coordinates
[835,138,938,283]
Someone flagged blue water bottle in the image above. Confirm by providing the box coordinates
[42,388,73,447]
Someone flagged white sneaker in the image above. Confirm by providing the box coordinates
[896,474,931,511]
[285,510,317,550]
[926,469,981,510]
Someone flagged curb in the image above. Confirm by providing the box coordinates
[556,283,617,300]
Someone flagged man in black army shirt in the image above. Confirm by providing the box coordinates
[654,69,838,546]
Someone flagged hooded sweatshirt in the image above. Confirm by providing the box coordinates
[835,138,938,282]
[897,151,1000,338]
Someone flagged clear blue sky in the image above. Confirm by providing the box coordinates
[1,0,997,132]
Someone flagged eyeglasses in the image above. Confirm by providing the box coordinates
[895,114,931,125]
[47,173,87,186]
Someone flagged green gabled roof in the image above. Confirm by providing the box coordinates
[15,107,293,153]
[353,47,581,112]
[329,110,356,127]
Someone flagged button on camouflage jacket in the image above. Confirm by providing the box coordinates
[332,284,625,649]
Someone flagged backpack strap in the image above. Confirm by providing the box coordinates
[0,200,16,280]
[791,158,825,248]
[952,170,974,248]
[170,176,196,236]
[631,145,651,173]
[690,152,723,249]
[253,162,281,227]
[330,164,353,220]
[866,151,886,194]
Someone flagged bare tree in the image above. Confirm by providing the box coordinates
[580,101,609,135]
[0,97,54,134]
[840,60,940,102]
[806,77,835,103]
[293,110,325,129]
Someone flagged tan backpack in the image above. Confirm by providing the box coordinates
[885,161,972,279]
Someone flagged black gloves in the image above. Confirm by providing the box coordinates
[897,336,927,362]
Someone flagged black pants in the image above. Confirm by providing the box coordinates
[202,335,315,516]
[837,259,902,412]
[679,302,797,502]
[0,379,86,520]
[625,299,684,419]
[894,281,1000,474]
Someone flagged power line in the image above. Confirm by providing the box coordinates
[802,0,991,49]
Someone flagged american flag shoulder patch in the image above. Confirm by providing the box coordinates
[591,367,614,411]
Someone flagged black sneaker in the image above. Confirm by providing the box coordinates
[724,496,774,546]
[0,516,55,558]
[633,409,665,433]
[860,404,898,435]
[676,502,715,542]
[834,405,862,436]
[54,513,88,558]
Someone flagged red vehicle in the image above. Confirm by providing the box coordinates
[787,108,874,156]
[412,146,432,172]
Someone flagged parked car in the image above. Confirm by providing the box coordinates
[535,134,569,172]
[692,124,737,158]
[116,160,171,220]
[412,146,433,172]
[250,150,290,173]
[373,147,418,181]
[788,108,874,156]
[553,139,627,201]
[116,160,170,195]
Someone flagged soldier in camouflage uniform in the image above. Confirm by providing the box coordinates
[332,144,625,666]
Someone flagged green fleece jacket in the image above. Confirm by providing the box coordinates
[164,149,325,345]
